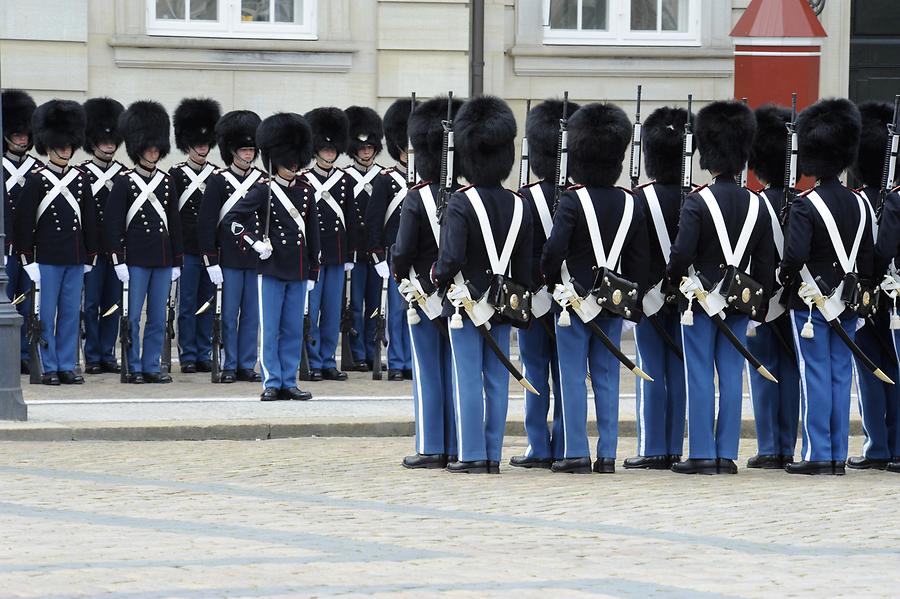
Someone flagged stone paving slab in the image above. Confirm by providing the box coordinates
[0,436,897,598]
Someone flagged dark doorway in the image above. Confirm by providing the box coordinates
[849,0,900,102]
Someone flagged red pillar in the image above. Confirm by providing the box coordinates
[731,0,827,188]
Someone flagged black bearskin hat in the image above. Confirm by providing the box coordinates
[174,98,221,153]
[567,103,632,188]
[695,100,756,176]
[526,98,581,181]
[304,107,349,155]
[345,106,383,157]
[643,106,692,185]
[256,112,313,172]
[215,110,260,166]
[852,101,893,187]
[383,97,419,162]
[120,100,171,164]
[32,99,86,156]
[2,89,37,153]
[455,95,517,186]
[407,96,464,183]
[749,104,791,186]
[797,97,861,179]
[82,97,124,153]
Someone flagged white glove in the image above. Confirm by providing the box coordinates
[374,261,390,279]
[678,276,701,298]
[447,284,473,304]
[23,262,41,283]
[797,282,819,305]
[344,262,355,272]
[252,240,272,261]
[397,279,416,297]
[114,264,129,283]
[306,280,315,292]
[207,265,224,286]
[881,273,900,295]
[552,284,576,306]
[83,264,93,274]
[171,267,181,282]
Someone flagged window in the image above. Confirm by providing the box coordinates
[147,0,317,40]
[543,0,700,46]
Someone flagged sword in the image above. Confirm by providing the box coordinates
[646,313,684,362]
[684,278,778,383]
[400,278,451,342]
[195,295,214,315]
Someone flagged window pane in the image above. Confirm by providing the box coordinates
[190,0,218,21]
[630,0,657,31]
[582,0,607,30]
[241,0,270,22]
[156,0,185,20]
[661,0,687,31]
[275,0,299,23]
[549,0,577,30]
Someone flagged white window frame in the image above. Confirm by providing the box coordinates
[146,0,317,40]
[542,0,702,47]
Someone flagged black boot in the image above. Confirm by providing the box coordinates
[550,457,592,474]
[623,455,670,470]
[671,458,718,475]
[508,455,552,469]
[402,454,447,469]
[592,458,615,474]
[747,454,782,469]
[446,460,490,474]
[784,460,833,475]
[58,370,84,385]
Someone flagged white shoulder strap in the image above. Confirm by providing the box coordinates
[127,171,167,230]
[178,163,214,210]
[270,182,306,238]
[697,186,759,267]
[418,185,441,247]
[574,187,633,270]
[759,189,784,260]
[3,156,35,192]
[643,184,672,262]
[36,169,81,224]
[464,187,523,276]
[384,170,408,225]
[529,184,553,240]
[806,189,866,274]
[85,161,122,197]
[219,170,261,225]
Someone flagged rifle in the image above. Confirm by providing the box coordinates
[437,91,455,223]
[299,284,312,380]
[339,270,357,371]
[552,91,570,212]
[406,92,417,188]
[372,278,388,380]
[876,94,900,222]
[779,93,799,227]
[518,99,532,190]
[629,85,643,189]
[28,282,44,384]
[678,94,694,223]
[740,97,749,188]
[161,281,177,375]
[210,283,223,383]
[118,281,131,383]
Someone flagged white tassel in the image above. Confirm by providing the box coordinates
[558,306,571,327]
[680,308,694,327]
[892,309,900,331]
[407,303,420,326]
[801,309,814,339]
[450,308,463,330]
[747,326,757,338]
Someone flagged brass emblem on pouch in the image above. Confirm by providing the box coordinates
[510,294,520,310]
[741,288,751,303]
[612,289,623,305]
[863,290,871,306]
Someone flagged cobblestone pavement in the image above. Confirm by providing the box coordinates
[1,437,897,598]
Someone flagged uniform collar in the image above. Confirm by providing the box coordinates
[274,174,294,188]
[394,163,408,176]
[133,164,156,179]
[187,157,207,172]
[352,161,374,174]
[45,161,68,175]
[312,164,334,178]
[4,150,26,164]
[229,163,250,178]
[816,175,841,186]
[92,156,112,169]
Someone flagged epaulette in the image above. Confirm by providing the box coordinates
[616,185,635,196]
[295,178,314,190]
[458,183,474,192]
[380,167,396,175]
[688,183,708,194]
[797,188,813,198]
[173,161,187,168]
[566,183,584,191]
[213,167,227,174]
[635,180,656,190]
[410,180,431,191]
[520,180,542,190]
[891,184,900,194]
[853,186,865,194]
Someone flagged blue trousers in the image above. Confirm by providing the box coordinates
[634,311,686,457]
[83,255,121,364]
[555,315,623,459]
[517,320,564,460]
[7,257,31,360]
[177,254,214,364]
[747,317,800,458]
[258,275,306,390]
[349,262,379,362]
[127,265,171,374]
[790,309,856,463]
[681,311,749,460]
[449,318,511,462]
[221,267,259,371]
[409,309,457,456]
[386,273,412,370]
[854,319,900,459]
[307,264,343,370]
[37,264,83,373]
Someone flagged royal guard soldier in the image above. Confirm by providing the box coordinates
[171,98,221,374]
[745,104,801,469]
[223,113,321,402]
[2,89,41,373]
[343,105,384,370]
[780,98,869,476]
[392,94,463,469]
[16,99,98,385]
[625,106,691,470]
[367,99,416,380]
[302,107,359,381]
[667,100,773,475]
[508,98,578,470]
[433,95,533,474]
[105,101,183,383]
[542,103,649,474]
[846,101,898,470]
[198,110,263,384]
[80,97,125,375]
